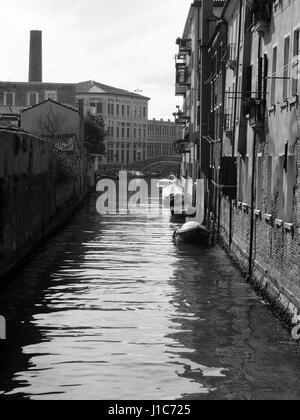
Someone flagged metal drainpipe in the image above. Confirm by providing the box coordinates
[229,0,243,247]
[197,1,201,183]
[247,35,263,280]
[248,130,257,279]
[218,18,228,240]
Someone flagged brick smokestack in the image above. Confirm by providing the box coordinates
[29,30,42,82]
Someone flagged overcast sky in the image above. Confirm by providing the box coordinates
[0,0,190,119]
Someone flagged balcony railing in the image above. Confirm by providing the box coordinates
[247,0,273,33]
[224,112,234,136]
[176,38,192,55]
[176,68,191,87]
[175,53,188,70]
[175,84,187,96]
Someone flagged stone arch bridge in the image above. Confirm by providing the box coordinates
[127,156,181,173]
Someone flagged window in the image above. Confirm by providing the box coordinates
[271,47,277,105]
[116,104,120,116]
[283,36,290,100]
[108,103,114,116]
[292,29,300,96]
[127,105,130,117]
[117,127,120,138]
[122,127,125,138]
[45,91,57,101]
[4,92,15,106]
[27,92,39,106]
[97,103,103,114]
[122,105,125,117]
[143,107,146,118]
[127,128,130,138]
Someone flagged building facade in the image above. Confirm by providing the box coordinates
[176,0,300,316]
[76,81,150,166]
[0,82,76,123]
[147,118,179,159]
[174,0,225,182]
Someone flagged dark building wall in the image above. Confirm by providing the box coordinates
[0,83,76,108]
[0,129,87,282]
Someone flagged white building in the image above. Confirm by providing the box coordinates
[76,80,150,166]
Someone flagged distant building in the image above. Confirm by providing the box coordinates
[76,80,150,166]
[21,99,83,144]
[20,99,86,187]
[147,118,180,158]
[0,30,76,125]
[0,82,76,116]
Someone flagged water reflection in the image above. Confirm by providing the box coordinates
[0,194,300,400]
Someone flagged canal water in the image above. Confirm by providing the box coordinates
[1,192,300,400]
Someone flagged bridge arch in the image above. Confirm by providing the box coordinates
[127,156,181,172]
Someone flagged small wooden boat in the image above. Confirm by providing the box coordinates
[173,221,211,246]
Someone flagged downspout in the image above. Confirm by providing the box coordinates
[218,18,228,239]
[197,2,201,182]
[248,131,257,279]
[247,36,263,280]
[229,0,243,247]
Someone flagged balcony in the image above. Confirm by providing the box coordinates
[183,124,191,140]
[176,68,191,87]
[175,113,190,125]
[224,112,234,138]
[174,139,190,155]
[242,97,266,133]
[176,37,192,55]
[175,53,188,70]
[247,0,273,34]
[175,84,187,96]
[224,44,237,71]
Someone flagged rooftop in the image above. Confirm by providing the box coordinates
[76,80,150,100]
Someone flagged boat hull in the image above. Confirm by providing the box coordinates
[173,225,211,246]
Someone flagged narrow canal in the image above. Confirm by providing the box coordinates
[1,192,300,400]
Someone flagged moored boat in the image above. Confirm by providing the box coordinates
[173,221,211,246]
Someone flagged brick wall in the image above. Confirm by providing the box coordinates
[220,194,300,310]
[0,128,86,282]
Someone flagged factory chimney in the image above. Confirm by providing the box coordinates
[29,30,42,82]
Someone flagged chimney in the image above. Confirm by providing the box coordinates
[29,30,42,82]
